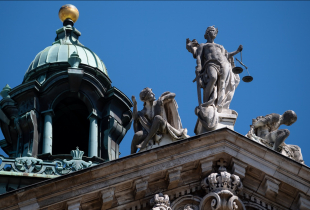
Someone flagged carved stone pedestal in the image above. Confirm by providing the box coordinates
[194,109,237,135]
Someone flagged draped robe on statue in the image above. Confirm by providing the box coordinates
[196,47,240,131]
[134,99,188,148]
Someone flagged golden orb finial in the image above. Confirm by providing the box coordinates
[58,4,79,23]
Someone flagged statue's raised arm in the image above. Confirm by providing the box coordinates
[186,38,199,59]
[228,45,243,58]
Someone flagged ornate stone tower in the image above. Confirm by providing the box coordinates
[0,4,132,179]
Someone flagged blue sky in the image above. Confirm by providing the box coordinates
[1,1,310,164]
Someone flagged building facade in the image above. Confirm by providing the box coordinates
[0,4,310,210]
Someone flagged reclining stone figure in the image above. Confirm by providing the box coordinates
[131,88,188,154]
[246,110,304,164]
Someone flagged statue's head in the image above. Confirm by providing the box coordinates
[282,110,297,126]
[204,25,218,41]
[139,87,155,102]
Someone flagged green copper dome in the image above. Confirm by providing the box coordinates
[24,24,108,82]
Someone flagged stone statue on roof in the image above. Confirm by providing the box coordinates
[186,26,243,134]
[246,110,304,164]
[131,88,189,153]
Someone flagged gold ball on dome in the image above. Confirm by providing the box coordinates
[58,4,79,23]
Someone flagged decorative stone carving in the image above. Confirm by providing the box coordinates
[56,147,92,172]
[183,204,198,210]
[201,170,243,195]
[246,110,304,164]
[281,144,304,164]
[200,159,245,210]
[15,156,43,172]
[150,193,172,210]
[171,195,202,210]
[186,26,242,134]
[0,147,96,176]
[131,88,189,153]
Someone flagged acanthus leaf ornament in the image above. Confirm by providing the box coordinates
[0,147,95,176]
[15,156,43,172]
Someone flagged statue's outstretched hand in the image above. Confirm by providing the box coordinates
[132,96,137,105]
[238,45,243,52]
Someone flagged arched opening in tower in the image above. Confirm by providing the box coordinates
[53,97,89,156]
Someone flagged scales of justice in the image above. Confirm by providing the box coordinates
[186,26,253,134]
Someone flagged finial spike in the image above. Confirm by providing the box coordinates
[0,84,11,99]
[68,51,81,68]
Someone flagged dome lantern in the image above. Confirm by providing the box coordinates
[24,5,108,83]
[0,4,133,196]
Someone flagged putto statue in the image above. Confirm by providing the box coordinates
[246,110,304,164]
[131,88,189,153]
[186,26,242,134]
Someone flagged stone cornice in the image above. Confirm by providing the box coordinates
[103,87,133,109]
[9,80,41,98]
[0,128,309,209]
[23,62,111,85]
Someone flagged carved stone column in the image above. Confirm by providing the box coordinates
[88,112,98,157]
[42,109,54,154]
